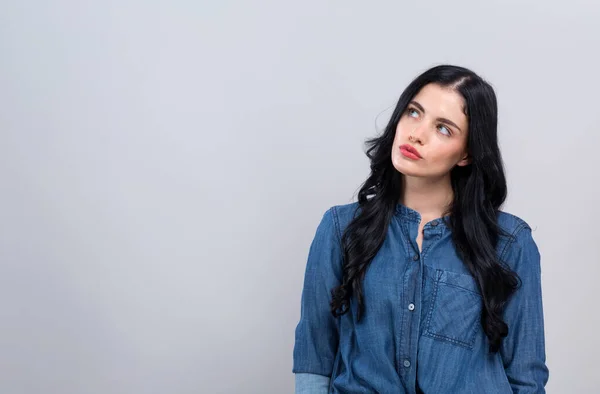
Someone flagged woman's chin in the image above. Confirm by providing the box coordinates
[392,157,421,175]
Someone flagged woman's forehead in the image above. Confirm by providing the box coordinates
[412,83,467,118]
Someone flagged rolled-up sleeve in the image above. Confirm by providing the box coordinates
[295,373,331,394]
[292,206,343,379]
[500,223,550,393]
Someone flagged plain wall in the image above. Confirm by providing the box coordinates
[1,1,599,393]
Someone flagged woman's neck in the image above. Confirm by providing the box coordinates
[400,174,453,220]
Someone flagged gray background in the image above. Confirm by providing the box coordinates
[1,1,598,393]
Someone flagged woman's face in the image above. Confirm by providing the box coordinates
[391,83,470,179]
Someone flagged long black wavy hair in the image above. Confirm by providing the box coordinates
[330,64,520,353]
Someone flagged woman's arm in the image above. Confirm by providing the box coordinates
[500,223,550,393]
[292,207,343,393]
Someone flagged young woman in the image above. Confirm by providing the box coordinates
[292,65,549,393]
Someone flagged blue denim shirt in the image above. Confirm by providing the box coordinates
[293,202,549,393]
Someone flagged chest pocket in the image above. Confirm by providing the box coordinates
[422,265,483,349]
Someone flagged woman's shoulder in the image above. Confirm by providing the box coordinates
[320,202,360,239]
[495,209,540,263]
[496,209,533,238]
[330,201,360,218]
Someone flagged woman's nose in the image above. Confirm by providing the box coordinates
[410,124,426,143]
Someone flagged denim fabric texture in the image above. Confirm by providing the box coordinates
[295,373,331,394]
[293,202,549,393]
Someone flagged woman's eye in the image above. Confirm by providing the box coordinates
[407,108,419,118]
[438,124,451,136]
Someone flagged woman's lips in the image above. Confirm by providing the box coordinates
[399,144,422,160]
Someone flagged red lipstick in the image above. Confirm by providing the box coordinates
[399,144,422,160]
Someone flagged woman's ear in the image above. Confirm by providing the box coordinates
[457,153,472,167]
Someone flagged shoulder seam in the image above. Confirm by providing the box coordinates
[499,220,531,261]
[330,206,343,245]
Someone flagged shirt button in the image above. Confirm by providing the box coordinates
[412,254,419,261]
[431,220,439,226]
[403,359,411,368]
[408,303,415,311]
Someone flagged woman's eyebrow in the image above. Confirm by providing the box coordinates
[409,100,463,133]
